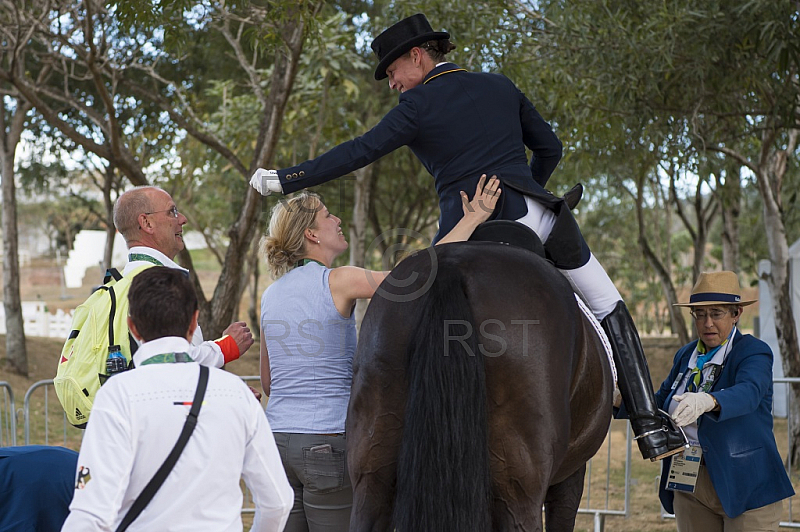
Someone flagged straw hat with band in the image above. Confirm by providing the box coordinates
[370,14,450,81]
[674,271,757,308]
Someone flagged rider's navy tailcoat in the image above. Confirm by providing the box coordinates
[277,63,564,242]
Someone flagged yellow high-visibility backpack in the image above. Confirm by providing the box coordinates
[54,265,152,427]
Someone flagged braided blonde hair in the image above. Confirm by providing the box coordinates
[260,192,322,279]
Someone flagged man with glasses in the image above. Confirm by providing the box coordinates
[113,186,253,367]
[652,271,793,531]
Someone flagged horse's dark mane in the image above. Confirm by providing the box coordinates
[391,259,492,532]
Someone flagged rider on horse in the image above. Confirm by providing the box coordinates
[250,13,687,462]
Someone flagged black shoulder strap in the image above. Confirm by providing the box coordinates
[115,365,209,532]
[106,285,117,349]
[101,268,123,349]
[93,284,117,351]
[104,267,123,285]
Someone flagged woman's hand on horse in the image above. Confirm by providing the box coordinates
[437,175,501,245]
[460,174,501,223]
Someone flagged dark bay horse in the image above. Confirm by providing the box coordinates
[346,241,614,531]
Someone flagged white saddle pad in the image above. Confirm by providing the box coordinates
[574,294,617,385]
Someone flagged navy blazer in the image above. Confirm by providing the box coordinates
[0,445,78,531]
[656,331,794,517]
[278,63,563,241]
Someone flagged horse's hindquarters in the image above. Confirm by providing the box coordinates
[347,243,613,532]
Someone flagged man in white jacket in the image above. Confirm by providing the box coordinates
[113,185,252,367]
[62,267,293,531]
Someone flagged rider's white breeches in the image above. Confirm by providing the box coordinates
[515,196,622,320]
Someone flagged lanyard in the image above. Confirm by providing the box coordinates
[696,363,723,393]
[128,253,164,266]
[295,258,326,268]
[139,352,194,366]
[671,362,724,394]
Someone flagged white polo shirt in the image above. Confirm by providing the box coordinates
[62,337,293,532]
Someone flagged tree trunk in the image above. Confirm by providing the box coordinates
[102,164,116,269]
[248,242,261,342]
[717,161,741,272]
[236,228,261,325]
[350,164,375,334]
[694,172,718,283]
[762,228,800,464]
[670,167,717,284]
[692,211,709,283]
[636,173,690,344]
[201,8,312,339]
[755,128,800,464]
[0,99,29,375]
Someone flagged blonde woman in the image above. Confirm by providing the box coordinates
[259,175,498,532]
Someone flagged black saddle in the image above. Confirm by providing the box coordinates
[468,220,546,259]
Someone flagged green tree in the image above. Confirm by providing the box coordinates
[1,0,328,339]
[538,0,800,457]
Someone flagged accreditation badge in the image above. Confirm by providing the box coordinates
[666,444,702,493]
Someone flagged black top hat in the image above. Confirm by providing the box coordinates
[370,14,449,81]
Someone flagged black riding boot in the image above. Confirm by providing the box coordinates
[601,301,688,461]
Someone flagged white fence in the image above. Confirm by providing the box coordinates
[0,382,15,446]
[0,301,73,338]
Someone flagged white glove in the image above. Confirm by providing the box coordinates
[671,392,716,427]
[249,168,283,196]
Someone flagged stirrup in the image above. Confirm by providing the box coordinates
[647,409,690,462]
[632,425,668,441]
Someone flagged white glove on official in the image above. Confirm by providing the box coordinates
[249,168,283,196]
[671,392,716,427]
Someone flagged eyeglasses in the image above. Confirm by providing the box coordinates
[690,309,730,321]
[144,206,180,218]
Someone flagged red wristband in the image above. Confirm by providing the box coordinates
[214,334,240,364]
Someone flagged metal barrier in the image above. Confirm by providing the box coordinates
[240,376,263,516]
[19,377,264,446]
[23,379,82,448]
[778,377,800,528]
[659,376,800,529]
[239,376,265,516]
[577,421,633,532]
[0,382,16,446]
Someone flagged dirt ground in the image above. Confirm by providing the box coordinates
[0,334,741,531]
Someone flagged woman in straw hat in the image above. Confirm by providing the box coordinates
[250,12,687,462]
[654,271,793,531]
